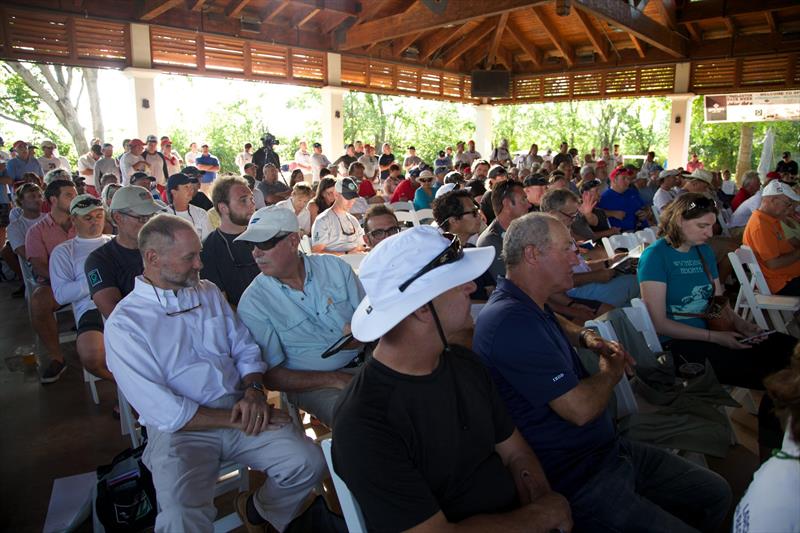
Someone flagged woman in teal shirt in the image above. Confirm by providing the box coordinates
[413,170,435,210]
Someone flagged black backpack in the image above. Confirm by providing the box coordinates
[95,443,157,531]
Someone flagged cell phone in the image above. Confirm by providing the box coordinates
[740,330,775,344]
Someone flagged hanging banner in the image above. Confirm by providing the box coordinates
[704,90,800,123]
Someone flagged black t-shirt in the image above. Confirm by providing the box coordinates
[332,346,518,532]
[553,152,572,169]
[776,159,798,176]
[190,191,213,210]
[480,189,495,224]
[84,238,143,299]
[199,229,261,306]
[379,153,395,179]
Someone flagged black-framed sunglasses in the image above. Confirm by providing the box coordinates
[253,231,292,251]
[456,206,480,219]
[367,225,401,240]
[72,197,103,210]
[337,215,357,236]
[418,178,434,184]
[398,233,463,292]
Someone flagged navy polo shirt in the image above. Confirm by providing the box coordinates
[473,277,619,498]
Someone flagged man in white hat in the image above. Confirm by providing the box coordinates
[744,179,800,295]
[237,206,366,428]
[104,214,325,532]
[333,226,573,532]
[37,139,70,173]
[652,169,681,213]
[680,168,713,195]
[310,177,365,254]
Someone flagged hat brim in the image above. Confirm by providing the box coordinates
[71,205,104,216]
[234,227,291,243]
[340,191,359,200]
[351,246,495,342]
[126,201,166,216]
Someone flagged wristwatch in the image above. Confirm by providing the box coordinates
[247,382,265,394]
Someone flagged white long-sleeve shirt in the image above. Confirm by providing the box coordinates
[105,278,267,433]
[119,152,144,185]
[49,235,112,322]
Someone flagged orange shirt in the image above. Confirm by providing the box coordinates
[743,209,800,293]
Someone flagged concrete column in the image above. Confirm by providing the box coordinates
[321,52,347,157]
[666,62,694,170]
[125,23,158,139]
[474,104,493,160]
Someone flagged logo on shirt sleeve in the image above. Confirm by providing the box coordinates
[552,373,565,383]
[87,268,103,287]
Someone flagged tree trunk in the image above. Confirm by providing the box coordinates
[735,124,753,185]
[83,67,105,142]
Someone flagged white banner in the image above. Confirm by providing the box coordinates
[704,90,800,123]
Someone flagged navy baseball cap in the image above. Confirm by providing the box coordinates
[180,166,203,178]
[167,173,198,190]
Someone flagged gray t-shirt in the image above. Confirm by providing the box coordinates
[94,157,121,185]
[476,219,506,282]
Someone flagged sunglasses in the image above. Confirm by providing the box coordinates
[253,232,292,251]
[72,197,103,211]
[418,178,434,183]
[368,225,401,240]
[684,196,717,215]
[398,233,463,292]
[457,207,480,219]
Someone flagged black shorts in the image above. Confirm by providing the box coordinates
[77,308,104,335]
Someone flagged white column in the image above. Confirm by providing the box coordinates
[321,52,347,156]
[474,104,493,159]
[126,23,158,139]
[666,62,693,170]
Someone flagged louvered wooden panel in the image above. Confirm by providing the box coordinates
[442,73,463,98]
[463,77,475,100]
[6,9,70,58]
[691,60,736,90]
[250,42,288,77]
[639,65,674,92]
[341,56,367,86]
[290,49,325,81]
[604,70,636,94]
[396,66,420,93]
[740,55,787,87]
[151,27,198,68]
[203,35,244,73]
[542,75,569,98]
[572,73,601,97]
[369,62,395,89]
[419,71,442,95]
[513,77,542,100]
[795,55,800,85]
[74,19,127,62]
[0,12,7,56]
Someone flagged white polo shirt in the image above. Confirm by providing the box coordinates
[170,204,213,241]
[105,278,266,432]
[49,235,112,322]
[311,207,364,253]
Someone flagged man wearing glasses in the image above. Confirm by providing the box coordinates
[477,180,530,282]
[362,204,401,249]
[237,206,365,428]
[200,176,258,307]
[85,186,165,321]
[105,214,325,532]
[310,177,365,254]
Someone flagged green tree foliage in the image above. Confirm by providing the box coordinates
[689,97,800,172]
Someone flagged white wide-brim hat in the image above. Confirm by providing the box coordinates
[352,226,494,342]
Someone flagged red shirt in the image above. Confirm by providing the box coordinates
[390,179,416,203]
[358,180,376,198]
[731,188,752,212]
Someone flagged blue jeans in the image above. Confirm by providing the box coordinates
[567,274,640,307]
[569,439,731,532]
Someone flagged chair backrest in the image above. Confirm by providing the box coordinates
[320,439,367,533]
[623,298,664,353]
[583,319,639,418]
[338,253,366,273]
[117,389,144,449]
[394,210,420,227]
[651,203,661,224]
[733,245,772,295]
[635,228,656,246]
[387,201,414,212]
[299,234,312,254]
[601,233,639,258]
[716,212,731,237]
[18,257,37,304]
[728,247,771,330]
[415,208,434,224]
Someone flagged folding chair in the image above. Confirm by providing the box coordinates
[299,235,312,254]
[635,228,657,246]
[601,233,640,258]
[394,210,419,227]
[583,319,639,419]
[717,211,732,237]
[728,245,800,335]
[387,201,414,212]
[320,439,367,533]
[414,208,434,224]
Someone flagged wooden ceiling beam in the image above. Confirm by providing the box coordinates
[190,0,208,11]
[321,11,352,33]
[573,8,609,62]
[629,34,646,58]
[141,0,185,20]
[765,11,778,33]
[337,0,549,50]
[684,21,701,42]
[653,0,677,31]
[263,0,291,22]
[487,12,510,68]
[297,7,321,28]
[464,35,490,69]
[723,17,736,36]
[678,0,798,23]
[572,0,686,58]
[441,18,499,68]
[531,6,575,67]
[352,0,394,24]
[417,21,477,62]
[496,46,514,70]
[224,0,253,18]
[392,31,424,57]
[507,16,542,67]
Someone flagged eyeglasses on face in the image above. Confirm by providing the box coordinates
[253,232,292,251]
[456,207,480,219]
[367,225,401,240]
[559,209,579,220]
[398,233,463,292]
[418,178,434,184]
[73,198,103,210]
[119,211,155,224]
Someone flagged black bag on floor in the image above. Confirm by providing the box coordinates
[95,443,157,531]
[285,495,347,533]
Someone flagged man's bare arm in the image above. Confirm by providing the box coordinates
[263,365,353,392]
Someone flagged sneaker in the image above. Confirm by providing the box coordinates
[234,491,272,533]
[40,360,67,384]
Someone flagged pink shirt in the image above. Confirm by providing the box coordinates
[25,213,76,265]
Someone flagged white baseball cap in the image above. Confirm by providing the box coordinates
[435,182,458,198]
[235,205,299,243]
[762,179,800,202]
[685,169,714,184]
[352,226,494,342]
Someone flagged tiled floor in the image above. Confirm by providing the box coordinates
[0,278,765,532]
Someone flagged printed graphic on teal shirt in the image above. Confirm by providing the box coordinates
[669,257,712,319]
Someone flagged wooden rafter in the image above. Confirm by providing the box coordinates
[337,0,549,50]
[653,0,677,31]
[685,21,701,42]
[496,46,513,70]
[441,18,499,68]
[352,0,395,25]
[297,8,321,28]
[678,0,798,23]
[531,6,575,67]
[723,17,736,36]
[765,11,778,33]
[465,35,491,68]
[141,0,185,21]
[417,21,478,62]
[190,0,208,11]
[263,0,291,22]
[629,34,646,58]
[487,12,510,67]
[573,8,609,62]
[392,31,424,58]
[224,0,253,18]
[572,0,686,58]
[507,16,542,67]
[322,11,352,33]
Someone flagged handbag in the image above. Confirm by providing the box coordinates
[672,247,736,332]
[95,442,158,532]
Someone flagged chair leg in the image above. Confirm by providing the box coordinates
[84,368,100,405]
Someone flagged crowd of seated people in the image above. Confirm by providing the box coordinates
[2,133,799,532]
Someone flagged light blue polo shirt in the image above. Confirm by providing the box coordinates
[237,253,365,372]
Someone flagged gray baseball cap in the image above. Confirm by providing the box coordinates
[109,185,166,215]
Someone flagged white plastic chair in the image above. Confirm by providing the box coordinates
[728,246,800,334]
[583,319,639,419]
[387,201,414,212]
[716,211,732,237]
[415,208,434,224]
[635,228,656,246]
[601,233,640,258]
[651,203,661,224]
[623,298,664,353]
[320,439,367,533]
[394,210,420,227]
[338,253,366,274]
[299,234,312,254]
[84,368,100,405]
